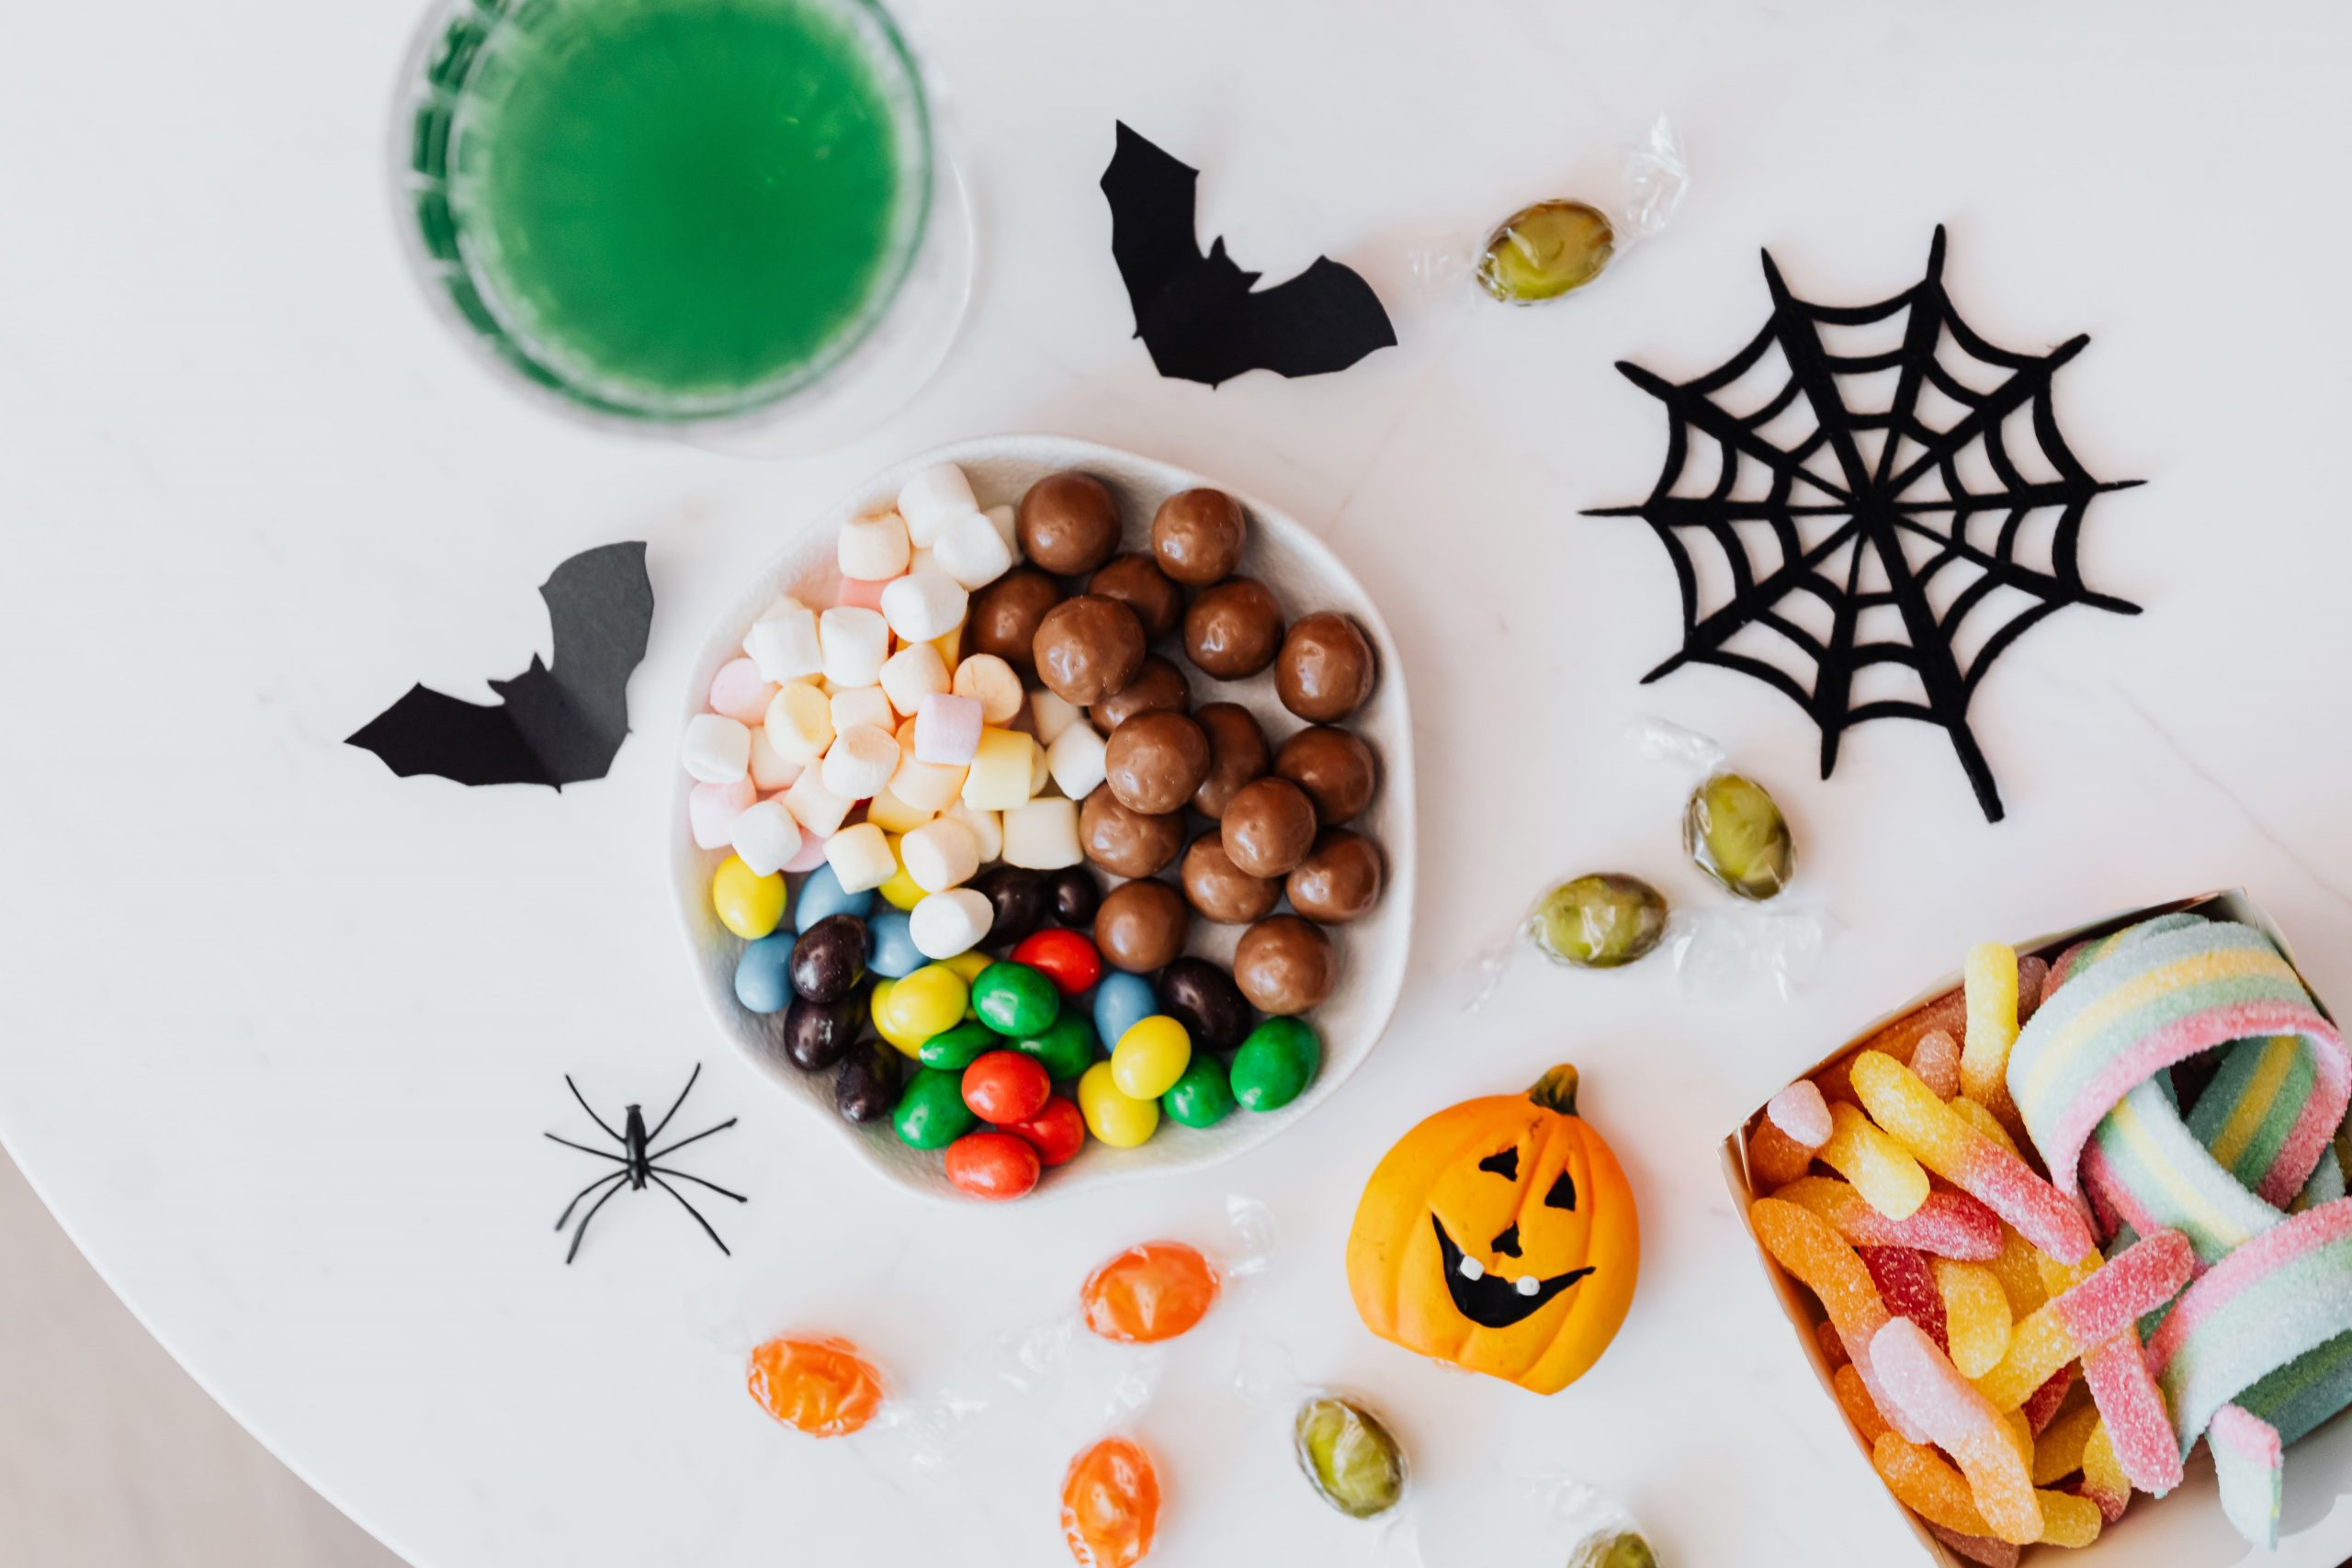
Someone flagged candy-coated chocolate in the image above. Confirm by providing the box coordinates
[733,933,796,1013]
[1286,829,1384,924]
[889,963,970,1040]
[1012,928,1104,996]
[713,855,787,939]
[892,1066,978,1149]
[1181,831,1281,924]
[1080,790,1185,879]
[1234,915,1337,1015]
[1275,612,1376,723]
[972,961,1061,1036]
[963,1050,1052,1124]
[793,861,875,932]
[1189,702,1270,819]
[1274,725,1376,824]
[1078,1062,1159,1147]
[1035,595,1147,706]
[1081,1243,1221,1342]
[1155,957,1252,1051]
[944,1130,1041,1200]
[784,993,865,1072]
[1220,777,1318,878]
[1182,577,1283,680]
[1232,1016,1320,1110]
[833,1043,902,1124]
[918,1019,1001,1072]
[1094,879,1191,973]
[1092,972,1159,1059]
[747,1335,885,1438]
[1163,1055,1238,1127]
[865,908,922,977]
[1047,865,1102,928]
[790,914,870,1005]
[1005,1095,1087,1167]
[1149,488,1247,584]
[1017,470,1122,576]
[1091,654,1190,732]
[1016,1011,1101,1082]
[967,864,1047,947]
[1103,711,1210,816]
[868,978,927,1056]
[967,566,1061,677]
[1112,1016,1192,1100]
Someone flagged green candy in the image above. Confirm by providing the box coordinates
[1231,1018,1319,1112]
[917,1020,1001,1072]
[971,962,1059,1037]
[1567,1531,1657,1568]
[890,1066,975,1150]
[1683,772,1793,901]
[1476,199,1614,304]
[1162,1055,1238,1127]
[1294,1395,1405,1518]
[1527,874,1668,969]
[1015,1010,1099,1082]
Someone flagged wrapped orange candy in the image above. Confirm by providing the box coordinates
[746,1334,885,1438]
[1062,1437,1159,1568]
[1080,1242,1220,1344]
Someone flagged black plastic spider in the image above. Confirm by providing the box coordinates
[546,1064,745,1264]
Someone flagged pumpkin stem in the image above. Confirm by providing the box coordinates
[1526,1065,1580,1116]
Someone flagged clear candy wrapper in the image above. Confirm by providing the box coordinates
[1229,1338,1422,1564]
[1532,1474,1661,1568]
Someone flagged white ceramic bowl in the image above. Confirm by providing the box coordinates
[670,435,1416,1201]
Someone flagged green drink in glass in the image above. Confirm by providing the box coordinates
[401,0,936,425]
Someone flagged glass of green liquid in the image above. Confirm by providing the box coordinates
[396,0,967,442]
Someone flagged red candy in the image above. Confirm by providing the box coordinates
[1005,1095,1087,1167]
[1012,928,1102,996]
[1860,1246,1950,1355]
[964,1050,1052,1124]
[944,1131,1042,1200]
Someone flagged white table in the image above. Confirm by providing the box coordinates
[6,1,2352,1563]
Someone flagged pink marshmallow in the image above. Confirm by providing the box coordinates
[707,659,779,724]
[914,693,983,765]
[688,778,756,851]
[836,575,891,613]
[780,818,831,873]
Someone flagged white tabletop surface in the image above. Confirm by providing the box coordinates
[7,1,2352,1564]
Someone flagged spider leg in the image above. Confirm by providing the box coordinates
[648,1062,702,1142]
[564,1174,630,1265]
[648,1117,737,1162]
[554,1168,629,1231]
[649,1173,731,1257]
[545,1133,628,1164]
[565,1076,626,1145]
[650,1166,749,1204]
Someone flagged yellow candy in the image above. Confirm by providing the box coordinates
[1988,1226,2052,1318]
[2032,1398,2102,1485]
[1961,942,2023,1134]
[712,855,786,939]
[1110,1017,1191,1100]
[1950,1094,2021,1156]
[865,784,935,835]
[876,835,926,912]
[961,727,1033,811]
[928,624,964,670]
[1078,1061,1159,1147]
[870,979,926,1056]
[1819,1100,1929,1219]
[1931,1257,2013,1379]
[943,951,992,985]
[891,964,970,1040]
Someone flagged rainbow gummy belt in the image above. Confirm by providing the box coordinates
[2007,913,2352,1547]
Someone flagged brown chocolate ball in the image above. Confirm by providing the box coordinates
[1274,727,1377,825]
[1192,702,1271,818]
[1032,595,1146,706]
[1285,829,1385,924]
[1080,789,1186,878]
[1087,552,1184,641]
[1017,471,1122,576]
[1150,488,1249,584]
[1182,832,1282,924]
[1183,577,1283,681]
[1219,776,1317,878]
[1095,879,1192,974]
[1233,916,1337,1015]
[967,567,1062,677]
[1091,654,1190,732]
[1275,612,1377,723]
[1103,711,1210,816]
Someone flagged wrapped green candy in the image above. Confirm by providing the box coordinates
[1294,1394,1406,1518]
[1683,773,1794,901]
[1568,1530,1658,1568]
[1478,200,1615,303]
[1528,874,1668,969]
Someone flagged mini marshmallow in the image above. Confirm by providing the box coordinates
[952,654,1024,724]
[689,778,757,851]
[820,724,900,801]
[929,624,965,670]
[729,798,805,877]
[1030,688,1083,746]
[880,570,968,644]
[915,692,984,765]
[838,511,911,581]
[962,727,1035,811]
[889,720,968,812]
[781,821,832,872]
[747,726,802,792]
[898,463,979,547]
[900,818,982,893]
[1027,736,1052,797]
[836,574,888,613]
[1046,720,1108,800]
[825,822,898,895]
[829,685,895,737]
[819,606,891,688]
[984,503,1021,564]
[910,887,994,960]
[683,714,752,784]
[945,800,1002,862]
[933,511,1013,591]
[877,642,951,717]
[763,682,834,763]
[864,785,934,835]
[1001,797,1082,871]
[742,600,823,682]
[783,767,853,837]
[708,658,779,724]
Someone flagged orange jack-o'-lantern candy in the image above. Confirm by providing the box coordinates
[1061,1437,1159,1568]
[746,1334,886,1438]
[1345,1065,1639,1394]
[1080,1242,1220,1344]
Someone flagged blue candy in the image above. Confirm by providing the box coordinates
[866,909,923,978]
[793,862,874,932]
[733,932,797,1014]
[1092,971,1158,1054]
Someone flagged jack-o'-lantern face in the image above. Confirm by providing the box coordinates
[1346,1066,1639,1393]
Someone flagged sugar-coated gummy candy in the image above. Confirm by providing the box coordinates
[733,933,796,1014]
[1748,1198,1925,1443]
[974,962,1060,1037]
[1476,198,1613,303]
[1061,1437,1159,1568]
[1960,942,2023,1134]
[1924,1524,2020,1568]
[1565,1530,1658,1568]
[1112,1017,1192,1101]
[1092,971,1157,1054]
[1230,1017,1318,1111]
[1911,1029,1962,1099]
[2077,1418,2132,1523]
[1078,1062,1159,1147]
[963,1050,1051,1124]
[1527,873,1667,968]
[1834,1362,1892,1444]
[2030,1399,2101,1486]
[1017,1011,1102,1083]
[1860,1246,1948,1353]
[909,887,993,959]
[1975,1228,2192,1412]
[1747,1116,1815,1188]
[1162,1055,1238,1128]
[1081,1243,1219,1343]
[893,1066,978,1149]
[888,963,969,1040]
[1929,1257,2011,1379]
[1816,1316,1850,1371]
[1683,772,1793,901]
[1870,1317,2041,1544]
[683,713,752,784]
[2020,1366,2074,1436]
[920,1021,1000,1072]
[865,908,922,977]
[1771,1176,2002,1260]
[834,1042,902,1123]
[1294,1395,1406,1518]
[747,1334,885,1438]
[1821,1100,1929,1219]
[712,855,786,940]
[1766,1080,1833,1148]
[690,777,757,850]
[1005,1095,1086,1167]
[1871,1433,2100,1546]
[1012,929,1103,997]
[944,1129,1041,1200]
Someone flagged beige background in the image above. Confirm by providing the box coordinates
[0,1149,405,1568]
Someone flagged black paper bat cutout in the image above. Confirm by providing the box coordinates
[347,540,653,788]
[1101,121,1396,387]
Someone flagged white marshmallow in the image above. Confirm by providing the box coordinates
[1028,736,1052,797]
[909,887,994,960]
[933,511,1014,591]
[682,714,751,784]
[898,464,979,547]
[1030,688,1083,746]
[863,784,935,836]
[818,606,890,688]
[782,767,853,837]
[914,692,984,765]
[820,724,900,801]
[763,682,834,763]
[984,503,1022,564]
[1001,798,1082,870]
[899,817,982,893]
[877,642,951,717]
[825,823,898,895]
[889,746,967,814]
[952,654,1024,724]
[742,599,824,682]
[689,778,756,851]
[1046,720,1108,800]
[746,725,802,792]
[945,800,1003,863]
[829,685,895,737]
[837,511,911,581]
[729,798,805,877]
[880,570,968,644]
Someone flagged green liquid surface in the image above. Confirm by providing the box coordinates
[445,0,916,411]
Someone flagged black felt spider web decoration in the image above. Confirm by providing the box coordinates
[1589,228,2140,822]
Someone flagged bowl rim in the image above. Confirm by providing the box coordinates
[665,433,1418,1205]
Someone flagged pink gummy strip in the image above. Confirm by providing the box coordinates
[2147,1198,2352,1373]
[2052,1230,2194,1346]
[2210,1404,2283,1468]
[2266,1083,2347,1209]
[2079,1139,2160,1252]
[2082,1329,2185,1495]
[1964,1134,2096,1264]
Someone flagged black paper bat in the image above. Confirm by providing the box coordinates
[1101,121,1396,387]
[347,540,653,788]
